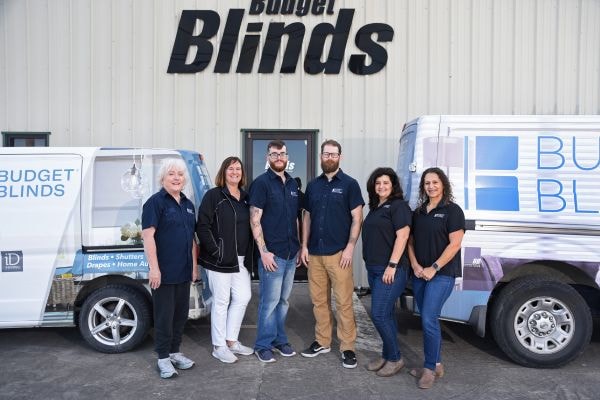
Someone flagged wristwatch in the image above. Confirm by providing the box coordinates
[387,261,398,269]
[432,262,441,272]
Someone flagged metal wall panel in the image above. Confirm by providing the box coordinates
[0,0,7,131]
[1,0,600,178]
[70,0,92,146]
[4,0,28,129]
[48,0,71,144]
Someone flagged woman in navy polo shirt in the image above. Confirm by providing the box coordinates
[407,167,465,389]
[142,158,198,379]
[361,167,411,377]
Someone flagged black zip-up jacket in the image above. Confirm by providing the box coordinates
[196,186,256,273]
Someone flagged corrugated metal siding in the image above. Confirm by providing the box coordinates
[1,0,600,177]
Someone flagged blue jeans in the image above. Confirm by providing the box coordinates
[367,265,409,362]
[254,256,296,351]
[412,274,455,370]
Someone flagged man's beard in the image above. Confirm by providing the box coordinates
[321,159,339,174]
[269,159,286,173]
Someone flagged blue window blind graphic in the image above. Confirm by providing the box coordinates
[476,136,518,170]
[475,176,520,211]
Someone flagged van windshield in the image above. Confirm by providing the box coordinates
[88,154,194,247]
[397,123,417,205]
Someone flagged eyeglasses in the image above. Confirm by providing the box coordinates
[321,152,340,159]
[268,152,288,159]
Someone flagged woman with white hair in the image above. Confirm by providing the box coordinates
[142,158,198,379]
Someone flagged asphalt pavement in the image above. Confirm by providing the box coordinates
[0,282,599,400]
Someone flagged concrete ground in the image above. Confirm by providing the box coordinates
[0,282,599,400]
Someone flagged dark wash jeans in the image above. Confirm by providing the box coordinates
[367,265,409,362]
[412,274,455,370]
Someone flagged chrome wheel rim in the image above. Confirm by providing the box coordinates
[87,296,138,347]
[514,296,574,355]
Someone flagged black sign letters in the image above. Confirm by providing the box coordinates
[167,0,393,75]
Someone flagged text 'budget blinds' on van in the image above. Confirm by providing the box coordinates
[0,148,213,354]
[397,115,600,369]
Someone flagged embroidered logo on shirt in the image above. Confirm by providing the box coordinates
[434,213,445,218]
[290,191,298,197]
[187,208,194,214]
[332,188,343,194]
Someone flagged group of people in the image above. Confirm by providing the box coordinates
[141,139,465,390]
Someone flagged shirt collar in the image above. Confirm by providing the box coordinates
[159,187,188,201]
[266,168,292,182]
[419,200,449,214]
[318,168,345,182]
[221,185,248,200]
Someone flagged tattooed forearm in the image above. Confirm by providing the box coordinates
[250,206,268,253]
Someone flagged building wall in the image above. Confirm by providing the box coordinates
[2,0,600,178]
[2,0,599,285]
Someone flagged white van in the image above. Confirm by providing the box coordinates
[397,115,600,367]
[0,147,213,353]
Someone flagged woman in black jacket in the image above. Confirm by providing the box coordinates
[196,156,255,363]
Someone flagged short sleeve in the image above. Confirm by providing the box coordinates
[248,176,268,210]
[303,181,314,213]
[446,203,465,234]
[142,195,161,230]
[391,200,412,231]
[347,179,365,210]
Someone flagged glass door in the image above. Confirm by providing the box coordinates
[243,129,318,281]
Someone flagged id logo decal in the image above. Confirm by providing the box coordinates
[1,251,24,272]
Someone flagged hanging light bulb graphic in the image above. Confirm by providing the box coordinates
[121,162,143,193]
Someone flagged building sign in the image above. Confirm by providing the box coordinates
[168,0,394,75]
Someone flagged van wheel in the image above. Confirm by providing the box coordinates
[491,277,592,368]
[79,285,151,353]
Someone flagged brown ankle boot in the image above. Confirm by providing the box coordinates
[366,358,386,371]
[409,363,445,378]
[376,359,405,377]
[418,368,436,389]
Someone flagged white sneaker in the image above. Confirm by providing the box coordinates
[157,358,178,379]
[212,346,238,363]
[169,352,195,369]
[228,341,254,356]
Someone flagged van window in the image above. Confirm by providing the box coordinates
[90,155,195,246]
[397,124,417,200]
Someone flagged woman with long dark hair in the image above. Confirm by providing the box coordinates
[407,167,465,389]
[361,167,411,377]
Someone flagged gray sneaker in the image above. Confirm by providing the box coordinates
[228,341,254,356]
[212,346,238,363]
[169,352,195,369]
[157,358,178,379]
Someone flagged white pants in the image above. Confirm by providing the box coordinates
[206,257,252,347]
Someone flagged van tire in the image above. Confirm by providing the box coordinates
[491,277,592,368]
[79,285,151,353]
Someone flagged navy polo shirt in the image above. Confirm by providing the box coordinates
[362,198,412,266]
[142,188,196,284]
[248,168,300,260]
[304,169,365,255]
[411,201,465,277]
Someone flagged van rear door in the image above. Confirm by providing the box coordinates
[0,153,83,326]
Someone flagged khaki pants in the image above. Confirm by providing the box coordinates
[307,251,356,352]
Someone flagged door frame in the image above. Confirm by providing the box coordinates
[242,129,318,185]
[242,129,319,281]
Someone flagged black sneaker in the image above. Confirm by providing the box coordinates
[341,350,357,369]
[300,341,331,358]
